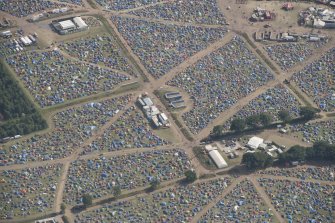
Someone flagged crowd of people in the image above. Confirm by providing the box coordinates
[95,0,163,10]
[258,178,335,223]
[0,164,62,220]
[81,106,169,155]
[74,177,231,222]
[0,0,68,17]
[168,36,274,134]
[199,179,275,223]
[6,49,130,107]
[64,148,191,205]
[290,120,335,144]
[221,84,301,131]
[129,0,226,25]
[0,95,132,166]
[111,16,227,79]
[292,47,335,112]
[265,41,326,70]
[257,166,335,182]
[58,34,136,77]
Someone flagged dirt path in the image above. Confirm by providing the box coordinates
[249,177,286,223]
[191,176,245,222]
[58,48,135,77]
[52,94,138,212]
[54,162,70,213]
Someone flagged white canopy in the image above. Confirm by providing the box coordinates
[209,150,228,169]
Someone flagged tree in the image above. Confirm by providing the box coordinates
[213,125,224,136]
[308,141,335,161]
[299,106,318,120]
[60,203,66,214]
[246,115,261,127]
[278,145,307,163]
[150,178,160,191]
[279,142,335,164]
[259,113,273,126]
[113,186,122,198]
[278,110,291,123]
[62,215,70,223]
[242,152,273,169]
[185,170,197,183]
[230,118,246,132]
[82,194,93,207]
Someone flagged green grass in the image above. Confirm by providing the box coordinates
[192,146,217,170]
[154,128,179,144]
[170,113,194,141]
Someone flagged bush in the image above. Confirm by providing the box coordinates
[82,194,93,207]
[60,203,66,214]
[149,178,160,191]
[259,113,273,127]
[230,118,246,132]
[62,215,70,223]
[185,170,197,183]
[246,115,261,128]
[278,110,291,123]
[299,106,319,120]
[113,186,121,198]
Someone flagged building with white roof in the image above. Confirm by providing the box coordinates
[73,16,88,30]
[247,136,264,150]
[59,20,76,30]
[209,150,228,169]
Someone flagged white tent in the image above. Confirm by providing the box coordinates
[209,150,228,169]
[73,17,88,29]
[247,136,264,149]
[59,20,76,30]
[313,19,325,28]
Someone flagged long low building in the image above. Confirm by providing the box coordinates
[51,16,88,35]
[59,20,76,30]
[209,150,228,169]
[73,16,88,30]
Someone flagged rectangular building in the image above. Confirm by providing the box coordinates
[209,150,228,169]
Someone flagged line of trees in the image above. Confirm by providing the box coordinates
[0,63,47,138]
[278,141,335,163]
[212,106,319,136]
[242,141,335,170]
[0,64,36,120]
